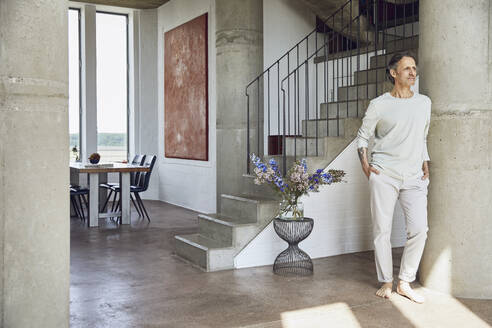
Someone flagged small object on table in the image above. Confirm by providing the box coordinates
[84,163,114,168]
[273,217,314,276]
[71,146,79,161]
[88,152,100,164]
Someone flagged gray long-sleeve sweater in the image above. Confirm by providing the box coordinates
[356,92,431,180]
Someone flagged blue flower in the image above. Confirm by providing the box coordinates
[322,173,333,184]
[301,159,307,172]
[269,159,280,174]
[316,169,323,174]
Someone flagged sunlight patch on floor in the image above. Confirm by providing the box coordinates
[280,302,362,328]
[390,289,490,328]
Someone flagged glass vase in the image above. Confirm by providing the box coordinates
[278,199,304,220]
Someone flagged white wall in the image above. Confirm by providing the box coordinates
[263,0,315,69]
[136,9,160,200]
[235,139,407,268]
[157,0,217,213]
[260,0,315,151]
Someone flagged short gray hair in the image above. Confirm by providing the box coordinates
[386,51,417,84]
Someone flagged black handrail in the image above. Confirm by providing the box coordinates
[246,0,419,176]
[245,0,352,92]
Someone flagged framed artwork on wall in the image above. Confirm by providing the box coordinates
[164,13,208,161]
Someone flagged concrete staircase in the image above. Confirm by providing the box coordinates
[300,0,374,44]
[174,28,419,272]
[175,194,278,271]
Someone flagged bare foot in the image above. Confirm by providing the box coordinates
[397,280,425,303]
[375,282,393,299]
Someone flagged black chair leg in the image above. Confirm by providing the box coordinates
[135,193,150,222]
[116,195,122,224]
[83,194,89,211]
[77,195,86,221]
[133,193,145,218]
[71,196,82,221]
[100,189,113,212]
[130,194,142,217]
[110,190,119,220]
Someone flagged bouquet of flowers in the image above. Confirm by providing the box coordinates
[250,154,345,220]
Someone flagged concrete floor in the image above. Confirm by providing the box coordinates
[70,200,492,328]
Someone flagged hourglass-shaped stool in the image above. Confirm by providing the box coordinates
[273,217,314,276]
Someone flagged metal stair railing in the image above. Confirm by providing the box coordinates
[245,0,419,176]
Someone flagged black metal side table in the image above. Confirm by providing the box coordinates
[273,217,314,276]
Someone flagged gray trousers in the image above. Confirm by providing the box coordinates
[369,172,429,283]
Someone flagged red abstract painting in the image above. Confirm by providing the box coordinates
[164,13,208,161]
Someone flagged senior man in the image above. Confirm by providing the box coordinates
[356,51,431,303]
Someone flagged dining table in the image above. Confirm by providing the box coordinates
[70,162,150,227]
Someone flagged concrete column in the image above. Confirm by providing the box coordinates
[0,0,70,327]
[215,0,263,207]
[418,0,492,298]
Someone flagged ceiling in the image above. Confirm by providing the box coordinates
[70,0,171,9]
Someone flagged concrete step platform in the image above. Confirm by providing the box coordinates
[220,194,278,223]
[175,193,279,272]
[198,213,256,245]
[174,233,235,271]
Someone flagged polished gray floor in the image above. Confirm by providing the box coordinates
[70,200,492,328]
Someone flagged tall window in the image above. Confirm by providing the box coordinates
[96,12,128,162]
[68,8,81,161]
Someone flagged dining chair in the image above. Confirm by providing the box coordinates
[112,155,157,222]
[100,154,146,216]
[70,185,89,222]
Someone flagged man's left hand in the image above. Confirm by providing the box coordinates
[422,161,429,180]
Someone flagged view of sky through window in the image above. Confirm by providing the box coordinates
[68,10,128,162]
[68,9,80,162]
[96,12,128,162]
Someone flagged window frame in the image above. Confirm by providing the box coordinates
[95,10,130,162]
[68,7,82,161]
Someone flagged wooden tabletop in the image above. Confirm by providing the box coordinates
[70,162,150,173]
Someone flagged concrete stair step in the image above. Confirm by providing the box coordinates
[241,174,278,198]
[174,233,234,271]
[337,81,392,101]
[302,118,344,138]
[380,20,418,37]
[285,117,361,159]
[285,136,326,157]
[198,213,256,245]
[220,194,278,225]
[176,193,280,271]
[320,100,369,119]
[379,35,418,56]
[354,67,387,84]
[370,48,418,69]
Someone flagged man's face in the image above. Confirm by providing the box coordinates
[390,56,417,87]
